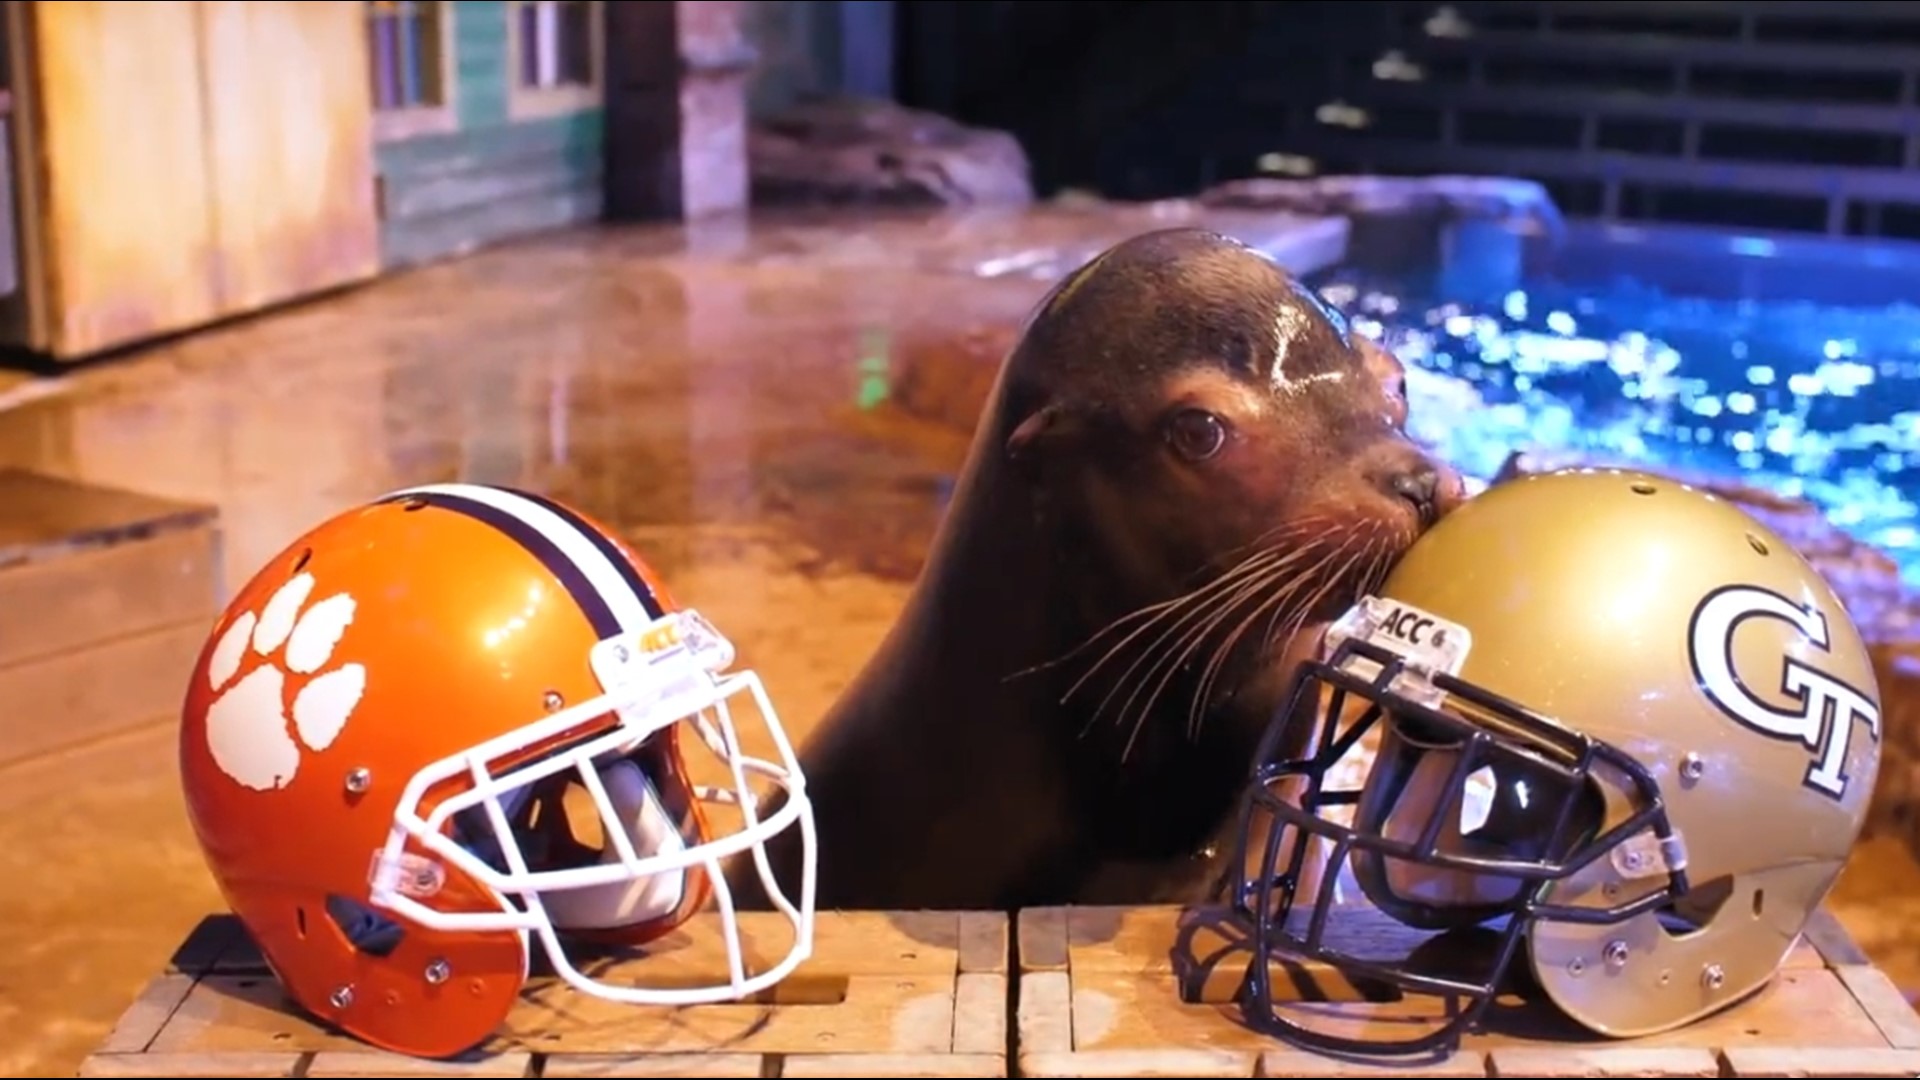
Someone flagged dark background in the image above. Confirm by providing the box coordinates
[862,0,1920,241]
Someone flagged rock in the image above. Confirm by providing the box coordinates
[1199,174,1567,290]
[1494,448,1920,851]
[748,95,1035,209]
[1197,174,1566,243]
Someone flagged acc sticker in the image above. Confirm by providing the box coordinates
[1324,595,1474,707]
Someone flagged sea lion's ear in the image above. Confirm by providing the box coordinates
[1356,335,1403,388]
[1356,337,1410,424]
[1005,404,1066,463]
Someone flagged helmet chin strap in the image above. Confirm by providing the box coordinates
[539,757,689,931]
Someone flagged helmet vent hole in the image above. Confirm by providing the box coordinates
[1655,874,1734,938]
[1630,481,1657,495]
[291,548,312,574]
[1751,889,1765,918]
[324,894,405,958]
[295,906,307,939]
[401,496,428,511]
[1746,533,1769,557]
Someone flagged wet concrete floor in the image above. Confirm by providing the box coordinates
[0,203,1912,1075]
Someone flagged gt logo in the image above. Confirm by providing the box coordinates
[1687,584,1881,800]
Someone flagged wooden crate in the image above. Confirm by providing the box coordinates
[1015,904,1920,1078]
[0,468,221,766]
[78,908,1009,1078]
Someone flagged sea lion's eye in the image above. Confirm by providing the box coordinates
[1165,408,1228,461]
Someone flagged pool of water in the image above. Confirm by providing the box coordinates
[1307,222,1920,587]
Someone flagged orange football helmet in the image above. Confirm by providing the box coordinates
[178,483,816,1059]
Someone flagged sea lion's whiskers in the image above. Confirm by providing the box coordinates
[1051,543,1311,708]
[1189,526,1364,739]
[1078,551,1300,742]
[1181,531,1355,730]
[1254,536,1370,663]
[1113,527,1360,761]
[1189,514,1336,583]
[1009,540,1305,684]
[1074,541,1324,722]
[1188,533,1360,741]
[1358,534,1396,598]
[1169,570,1313,748]
[1253,528,1388,657]
[1231,535,1390,768]
[1059,512,1334,666]
[1126,558,1307,757]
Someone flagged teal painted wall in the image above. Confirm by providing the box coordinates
[373,1,605,270]
[454,0,509,128]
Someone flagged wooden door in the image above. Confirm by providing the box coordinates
[16,1,222,357]
[198,0,380,317]
[11,0,379,359]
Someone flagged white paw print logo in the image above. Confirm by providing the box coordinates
[203,570,366,792]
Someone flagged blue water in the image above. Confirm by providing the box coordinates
[1309,262,1920,586]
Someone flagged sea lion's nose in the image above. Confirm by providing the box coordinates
[1388,467,1441,525]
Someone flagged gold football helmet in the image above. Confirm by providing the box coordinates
[1226,466,1882,1056]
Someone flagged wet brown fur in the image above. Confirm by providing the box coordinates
[729,227,1465,912]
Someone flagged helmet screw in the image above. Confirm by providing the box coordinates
[344,768,371,794]
[542,690,564,712]
[1604,940,1629,969]
[614,644,631,663]
[330,984,354,1009]
[424,958,451,985]
[1701,963,1725,990]
[1679,753,1705,784]
[1566,957,1586,977]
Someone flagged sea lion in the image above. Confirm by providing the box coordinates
[731,226,1466,912]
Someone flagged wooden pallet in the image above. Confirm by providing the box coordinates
[79,909,1009,1078]
[1015,904,1920,1078]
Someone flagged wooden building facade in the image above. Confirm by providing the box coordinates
[0,0,616,364]
[369,0,606,270]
